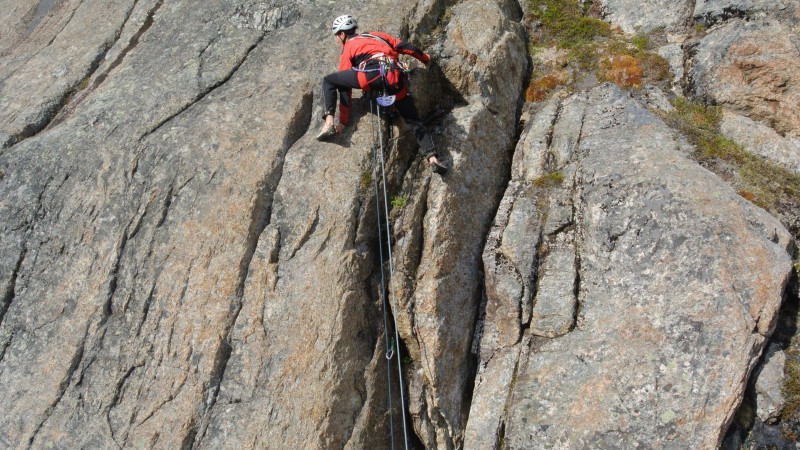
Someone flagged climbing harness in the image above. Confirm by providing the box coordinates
[354,50,410,94]
[369,97,410,450]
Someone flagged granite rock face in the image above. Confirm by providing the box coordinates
[0,1,797,449]
[465,84,794,449]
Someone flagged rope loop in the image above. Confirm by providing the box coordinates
[386,338,396,360]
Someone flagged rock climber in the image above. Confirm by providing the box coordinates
[317,14,448,174]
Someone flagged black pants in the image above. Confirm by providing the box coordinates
[321,70,436,159]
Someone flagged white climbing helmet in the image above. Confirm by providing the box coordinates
[332,15,357,34]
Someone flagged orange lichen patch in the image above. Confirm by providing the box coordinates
[526,71,569,102]
[738,190,756,201]
[601,54,643,88]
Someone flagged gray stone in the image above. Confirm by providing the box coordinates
[530,233,577,338]
[387,0,528,447]
[694,0,800,25]
[600,0,694,33]
[754,344,787,423]
[720,109,800,173]
[656,44,684,95]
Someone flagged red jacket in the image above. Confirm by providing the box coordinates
[338,32,430,125]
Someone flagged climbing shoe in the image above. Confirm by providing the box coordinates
[316,125,336,141]
[430,160,448,175]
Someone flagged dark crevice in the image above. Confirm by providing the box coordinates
[135,284,156,338]
[288,207,319,260]
[93,0,158,90]
[722,266,800,449]
[570,253,583,333]
[364,145,428,449]
[107,364,142,437]
[695,6,750,28]
[156,184,174,228]
[0,330,16,366]
[463,5,533,443]
[103,231,129,323]
[138,29,267,144]
[5,41,107,149]
[0,247,27,329]
[181,425,198,450]
[27,323,90,449]
[45,0,145,131]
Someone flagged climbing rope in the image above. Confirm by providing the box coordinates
[369,99,410,450]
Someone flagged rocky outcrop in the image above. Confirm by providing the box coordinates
[720,110,800,174]
[694,0,800,25]
[688,19,800,138]
[465,84,794,449]
[0,1,797,449]
[600,0,693,33]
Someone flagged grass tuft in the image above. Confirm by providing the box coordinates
[360,171,372,189]
[533,170,565,187]
[391,195,408,209]
[530,0,611,48]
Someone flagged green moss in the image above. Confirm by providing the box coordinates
[360,170,372,189]
[78,76,91,91]
[391,195,408,209]
[631,33,650,51]
[533,170,565,187]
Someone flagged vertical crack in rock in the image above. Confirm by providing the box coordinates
[0,247,27,329]
[45,0,145,131]
[106,364,142,446]
[564,106,586,334]
[91,0,155,90]
[138,29,267,144]
[103,229,131,327]
[27,323,90,448]
[44,0,85,48]
[4,50,104,148]
[288,207,320,260]
[0,330,15,368]
[191,90,312,447]
[135,284,156,338]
